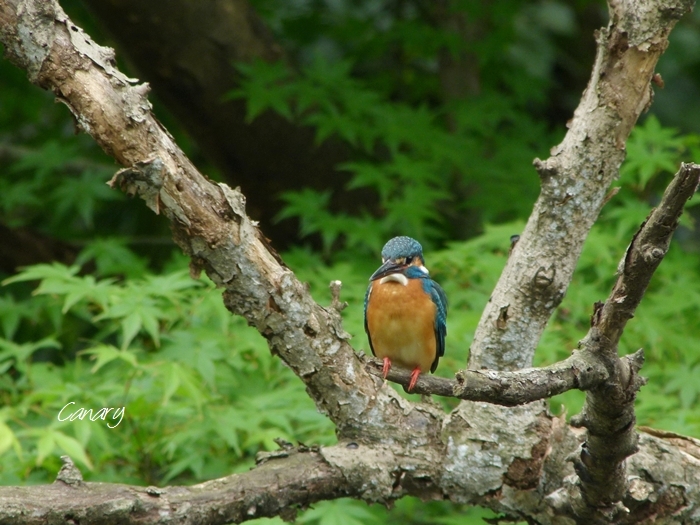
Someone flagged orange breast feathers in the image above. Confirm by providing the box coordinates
[365,277,437,373]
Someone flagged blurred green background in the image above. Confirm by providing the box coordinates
[1,0,700,523]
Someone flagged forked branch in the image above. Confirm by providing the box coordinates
[568,163,699,523]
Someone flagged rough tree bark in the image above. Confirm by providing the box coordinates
[468,0,694,372]
[0,0,699,524]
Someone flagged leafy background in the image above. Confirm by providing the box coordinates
[2,0,700,523]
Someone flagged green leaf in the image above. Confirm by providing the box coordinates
[229,60,294,122]
[81,344,138,373]
[0,337,61,374]
[0,422,19,457]
[2,263,80,286]
[35,430,55,466]
[9,140,78,177]
[120,312,143,350]
[0,294,22,339]
[50,169,118,228]
[621,115,686,189]
[664,363,700,409]
[159,362,208,407]
[75,238,149,279]
[53,430,94,470]
[298,499,381,525]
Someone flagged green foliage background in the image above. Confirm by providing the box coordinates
[2,1,700,523]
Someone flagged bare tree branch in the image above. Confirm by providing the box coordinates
[566,163,700,522]
[0,447,356,525]
[468,0,694,371]
[598,163,700,346]
[2,0,700,524]
[364,351,610,405]
[3,414,700,524]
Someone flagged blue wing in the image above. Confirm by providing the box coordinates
[363,283,376,356]
[428,279,447,372]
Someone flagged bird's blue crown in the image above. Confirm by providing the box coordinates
[381,236,423,261]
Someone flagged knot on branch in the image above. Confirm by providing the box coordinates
[533,265,556,289]
[624,348,646,375]
[589,301,604,327]
[55,455,83,486]
[495,304,510,330]
[641,244,666,263]
[108,157,166,215]
[533,157,559,180]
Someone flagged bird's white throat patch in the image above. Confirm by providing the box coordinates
[379,273,409,286]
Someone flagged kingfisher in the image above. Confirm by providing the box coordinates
[364,236,447,391]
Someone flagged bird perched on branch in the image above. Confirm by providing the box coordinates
[364,236,448,391]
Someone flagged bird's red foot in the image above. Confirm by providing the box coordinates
[382,357,392,379]
[408,367,421,392]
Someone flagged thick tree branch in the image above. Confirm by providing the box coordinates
[2,419,700,524]
[468,0,694,371]
[0,446,357,525]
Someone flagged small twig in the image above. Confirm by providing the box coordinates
[329,280,347,312]
[602,186,620,207]
[364,350,609,406]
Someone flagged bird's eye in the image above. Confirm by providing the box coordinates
[406,257,413,264]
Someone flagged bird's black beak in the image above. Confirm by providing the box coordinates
[369,260,404,281]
